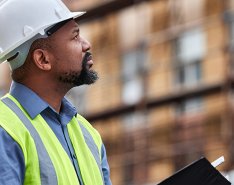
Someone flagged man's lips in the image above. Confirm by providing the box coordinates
[82,52,93,69]
[87,59,93,69]
[86,55,93,69]
[86,54,92,61]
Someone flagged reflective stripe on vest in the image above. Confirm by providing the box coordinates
[1,97,58,185]
[78,122,104,182]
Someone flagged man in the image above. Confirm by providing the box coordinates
[0,0,111,184]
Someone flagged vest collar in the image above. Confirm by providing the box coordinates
[9,81,78,121]
[9,81,49,119]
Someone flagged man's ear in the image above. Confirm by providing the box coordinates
[32,49,52,71]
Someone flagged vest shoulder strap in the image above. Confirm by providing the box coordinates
[76,114,102,152]
[1,96,58,185]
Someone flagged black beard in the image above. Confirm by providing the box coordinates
[59,52,99,86]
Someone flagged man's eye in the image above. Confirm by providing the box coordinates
[74,35,79,40]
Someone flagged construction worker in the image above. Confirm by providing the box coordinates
[0,0,111,184]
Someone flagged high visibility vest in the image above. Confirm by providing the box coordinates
[0,94,104,185]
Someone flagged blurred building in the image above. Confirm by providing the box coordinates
[0,62,11,97]
[1,0,234,184]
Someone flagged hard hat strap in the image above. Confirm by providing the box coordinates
[6,34,47,70]
[46,18,72,36]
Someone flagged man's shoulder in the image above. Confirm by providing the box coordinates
[76,114,102,146]
[76,114,96,132]
[0,94,13,116]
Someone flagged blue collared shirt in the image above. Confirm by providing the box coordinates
[0,81,112,185]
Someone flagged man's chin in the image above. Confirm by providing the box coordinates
[73,70,99,86]
[59,69,99,87]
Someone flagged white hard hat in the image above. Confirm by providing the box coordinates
[0,0,85,70]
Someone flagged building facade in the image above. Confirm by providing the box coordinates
[71,0,234,184]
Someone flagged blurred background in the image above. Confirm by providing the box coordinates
[1,0,234,184]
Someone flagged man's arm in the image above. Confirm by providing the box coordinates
[0,128,25,185]
[101,144,112,185]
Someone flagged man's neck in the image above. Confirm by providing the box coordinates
[21,80,70,113]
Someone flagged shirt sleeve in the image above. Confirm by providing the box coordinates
[0,127,25,185]
[101,144,112,185]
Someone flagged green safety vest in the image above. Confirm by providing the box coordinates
[0,94,104,185]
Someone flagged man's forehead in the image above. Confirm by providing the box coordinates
[62,19,80,33]
[70,20,79,29]
[47,19,79,36]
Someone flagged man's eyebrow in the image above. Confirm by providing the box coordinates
[72,27,80,34]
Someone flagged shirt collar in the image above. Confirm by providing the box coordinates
[9,81,77,120]
[60,98,77,122]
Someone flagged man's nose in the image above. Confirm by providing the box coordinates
[81,36,91,52]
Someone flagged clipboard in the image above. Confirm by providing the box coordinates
[157,157,231,185]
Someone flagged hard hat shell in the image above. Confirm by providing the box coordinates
[0,0,85,68]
